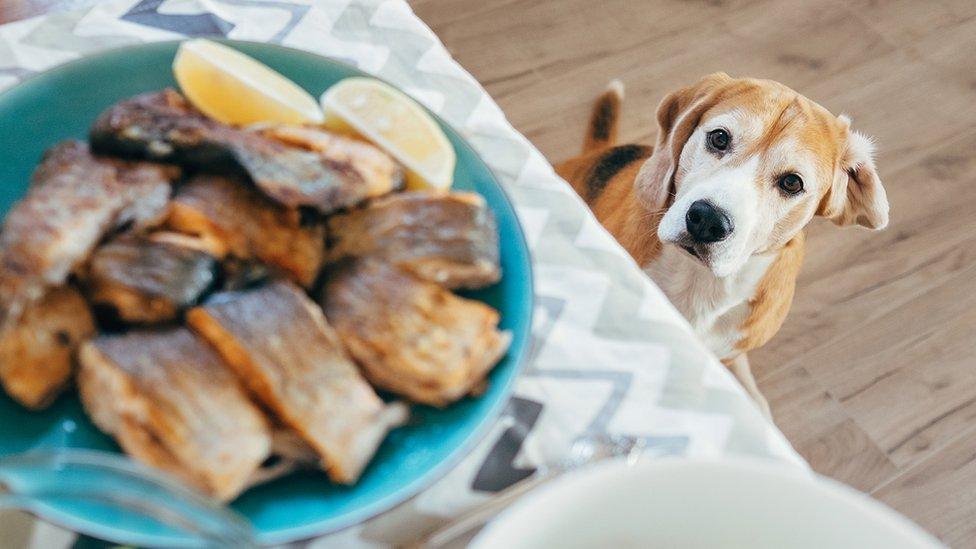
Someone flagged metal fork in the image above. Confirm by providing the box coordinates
[0,449,256,548]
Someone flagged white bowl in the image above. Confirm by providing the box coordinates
[471,458,942,549]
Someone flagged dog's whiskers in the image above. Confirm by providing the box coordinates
[636,208,668,223]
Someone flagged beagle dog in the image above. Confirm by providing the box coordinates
[556,73,889,417]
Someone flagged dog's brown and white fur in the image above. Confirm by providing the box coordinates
[556,73,889,417]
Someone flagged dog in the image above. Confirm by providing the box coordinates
[556,73,889,417]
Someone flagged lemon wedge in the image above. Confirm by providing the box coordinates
[321,77,456,191]
[173,39,323,126]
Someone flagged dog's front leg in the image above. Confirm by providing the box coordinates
[723,354,771,420]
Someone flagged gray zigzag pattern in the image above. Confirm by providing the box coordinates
[525,301,694,465]
[21,10,140,56]
[123,0,234,36]
[213,0,310,42]
[0,67,31,80]
[0,40,22,70]
[522,295,648,439]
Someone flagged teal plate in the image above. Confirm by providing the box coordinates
[0,41,533,546]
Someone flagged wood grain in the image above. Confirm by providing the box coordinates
[3,0,975,545]
[410,0,976,545]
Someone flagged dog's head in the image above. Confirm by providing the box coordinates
[637,72,888,277]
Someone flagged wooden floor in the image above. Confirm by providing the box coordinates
[411,0,976,545]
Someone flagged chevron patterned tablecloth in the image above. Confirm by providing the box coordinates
[0,1,805,547]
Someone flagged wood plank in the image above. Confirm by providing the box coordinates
[761,364,897,491]
[844,0,976,46]
[824,293,976,467]
[416,0,970,164]
[874,424,976,547]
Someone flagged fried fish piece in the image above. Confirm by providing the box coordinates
[186,281,408,484]
[166,175,325,287]
[322,260,511,407]
[0,286,95,409]
[328,191,501,289]
[82,233,218,324]
[77,328,272,502]
[261,125,403,201]
[90,90,401,213]
[241,428,322,491]
[0,141,175,330]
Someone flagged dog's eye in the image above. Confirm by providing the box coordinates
[706,129,731,152]
[778,173,804,195]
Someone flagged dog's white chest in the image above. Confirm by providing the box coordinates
[644,247,774,360]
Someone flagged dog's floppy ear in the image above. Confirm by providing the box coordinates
[818,116,889,230]
[635,72,731,209]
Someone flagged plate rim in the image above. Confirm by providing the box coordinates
[0,38,535,546]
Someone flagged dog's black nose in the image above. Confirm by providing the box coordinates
[686,200,733,243]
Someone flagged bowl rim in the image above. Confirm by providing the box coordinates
[471,457,943,549]
[0,38,535,547]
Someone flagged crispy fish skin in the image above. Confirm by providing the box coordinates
[322,260,511,407]
[262,125,403,200]
[218,258,273,291]
[328,191,501,289]
[0,286,95,409]
[166,175,325,287]
[186,281,407,484]
[0,141,175,330]
[82,233,218,324]
[77,328,272,501]
[90,90,399,213]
